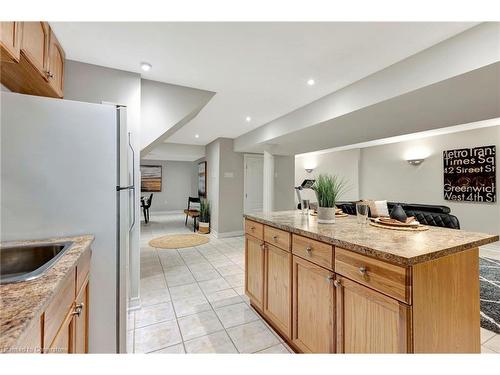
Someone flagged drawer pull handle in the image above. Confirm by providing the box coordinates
[250,226,255,230]
[272,235,278,241]
[326,275,334,283]
[260,243,266,251]
[72,303,84,317]
[305,246,312,254]
[358,266,367,276]
[333,280,341,288]
[46,71,54,78]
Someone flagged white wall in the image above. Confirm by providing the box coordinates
[360,126,500,234]
[140,159,197,212]
[295,149,360,204]
[63,60,143,335]
[140,79,214,154]
[295,126,500,235]
[1,83,10,91]
[274,155,296,210]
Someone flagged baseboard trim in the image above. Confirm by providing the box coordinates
[211,230,244,239]
[149,210,184,215]
[128,296,142,311]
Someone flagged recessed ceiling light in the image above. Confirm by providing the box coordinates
[195,134,200,138]
[307,79,315,86]
[245,116,252,122]
[141,62,152,72]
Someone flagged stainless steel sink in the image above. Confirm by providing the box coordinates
[0,242,73,284]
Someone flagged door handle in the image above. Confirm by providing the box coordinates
[128,132,136,232]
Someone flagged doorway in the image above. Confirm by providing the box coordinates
[244,154,264,213]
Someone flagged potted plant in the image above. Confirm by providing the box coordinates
[198,198,210,234]
[312,174,347,224]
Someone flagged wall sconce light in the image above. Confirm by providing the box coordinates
[407,158,425,166]
[305,168,314,173]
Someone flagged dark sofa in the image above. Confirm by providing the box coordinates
[335,201,460,229]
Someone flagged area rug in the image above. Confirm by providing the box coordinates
[149,233,210,249]
[480,257,500,334]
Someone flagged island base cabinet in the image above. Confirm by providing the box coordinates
[264,244,292,339]
[48,313,74,354]
[335,276,411,353]
[245,235,265,309]
[292,256,335,353]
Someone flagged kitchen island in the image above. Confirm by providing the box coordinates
[243,211,498,353]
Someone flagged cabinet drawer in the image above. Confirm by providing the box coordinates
[264,226,290,251]
[76,247,91,294]
[335,248,410,303]
[44,268,76,348]
[245,219,263,240]
[292,234,333,270]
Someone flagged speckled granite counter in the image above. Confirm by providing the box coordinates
[244,211,498,266]
[0,235,94,352]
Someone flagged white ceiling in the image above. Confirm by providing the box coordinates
[51,22,477,146]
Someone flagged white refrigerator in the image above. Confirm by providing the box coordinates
[0,91,134,353]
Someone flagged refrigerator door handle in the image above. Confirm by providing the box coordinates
[128,132,136,232]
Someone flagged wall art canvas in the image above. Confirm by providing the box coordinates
[443,145,496,203]
[198,161,207,197]
[141,165,162,192]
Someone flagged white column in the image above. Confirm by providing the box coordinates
[263,150,275,212]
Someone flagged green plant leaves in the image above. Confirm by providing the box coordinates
[312,174,348,208]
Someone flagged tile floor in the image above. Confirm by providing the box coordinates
[132,212,500,354]
[130,212,291,353]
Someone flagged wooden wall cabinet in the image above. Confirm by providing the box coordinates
[0,22,22,62]
[292,255,335,353]
[0,21,65,98]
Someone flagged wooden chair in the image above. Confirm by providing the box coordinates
[183,197,200,232]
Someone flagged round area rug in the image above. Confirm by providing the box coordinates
[149,234,210,249]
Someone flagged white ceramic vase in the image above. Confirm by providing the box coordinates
[317,207,336,224]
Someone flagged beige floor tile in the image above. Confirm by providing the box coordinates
[191,268,221,282]
[177,310,224,341]
[227,320,280,353]
[165,271,196,287]
[223,273,245,288]
[481,328,496,344]
[483,334,500,352]
[151,343,185,354]
[199,277,231,294]
[184,331,238,353]
[172,295,212,317]
[481,345,498,354]
[140,274,167,292]
[141,288,171,307]
[135,302,176,328]
[134,320,182,353]
[169,283,204,301]
[206,288,243,309]
[216,264,244,276]
[256,343,290,354]
[214,302,259,328]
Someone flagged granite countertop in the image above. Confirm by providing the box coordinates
[0,235,94,352]
[244,211,498,266]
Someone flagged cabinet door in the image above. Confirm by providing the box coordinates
[46,29,65,97]
[20,21,49,79]
[245,235,265,309]
[0,22,21,62]
[74,280,89,353]
[48,313,73,354]
[264,243,292,339]
[335,276,411,353]
[292,256,335,353]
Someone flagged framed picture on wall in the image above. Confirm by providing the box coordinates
[141,165,162,192]
[198,161,207,197]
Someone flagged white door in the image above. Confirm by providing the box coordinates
[244,154,264,213]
